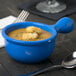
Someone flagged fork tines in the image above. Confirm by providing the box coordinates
[14,10,29,23]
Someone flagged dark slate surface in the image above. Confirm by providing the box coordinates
[0,0,76,76]
[0,52,52,76]
[0,64,10,76]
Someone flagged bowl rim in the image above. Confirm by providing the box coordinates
[2,22,57,45]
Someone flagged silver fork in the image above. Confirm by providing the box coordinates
[13,10,29,23]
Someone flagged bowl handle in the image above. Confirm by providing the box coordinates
[52,17,75,33]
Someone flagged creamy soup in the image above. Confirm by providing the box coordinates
[8,26,52,41]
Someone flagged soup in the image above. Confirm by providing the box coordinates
[8,26,52,41]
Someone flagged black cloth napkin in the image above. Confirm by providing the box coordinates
[18,0,76,20]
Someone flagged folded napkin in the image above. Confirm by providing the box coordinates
[0,16,16,48]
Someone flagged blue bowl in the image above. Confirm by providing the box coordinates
[2,17,74,63]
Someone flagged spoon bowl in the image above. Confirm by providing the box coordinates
[62,51,76,68]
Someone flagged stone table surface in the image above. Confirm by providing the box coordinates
[0,0,76,76]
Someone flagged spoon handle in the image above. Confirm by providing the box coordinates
[19,65,62,76]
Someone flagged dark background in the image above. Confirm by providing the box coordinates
[0,0,76,76]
